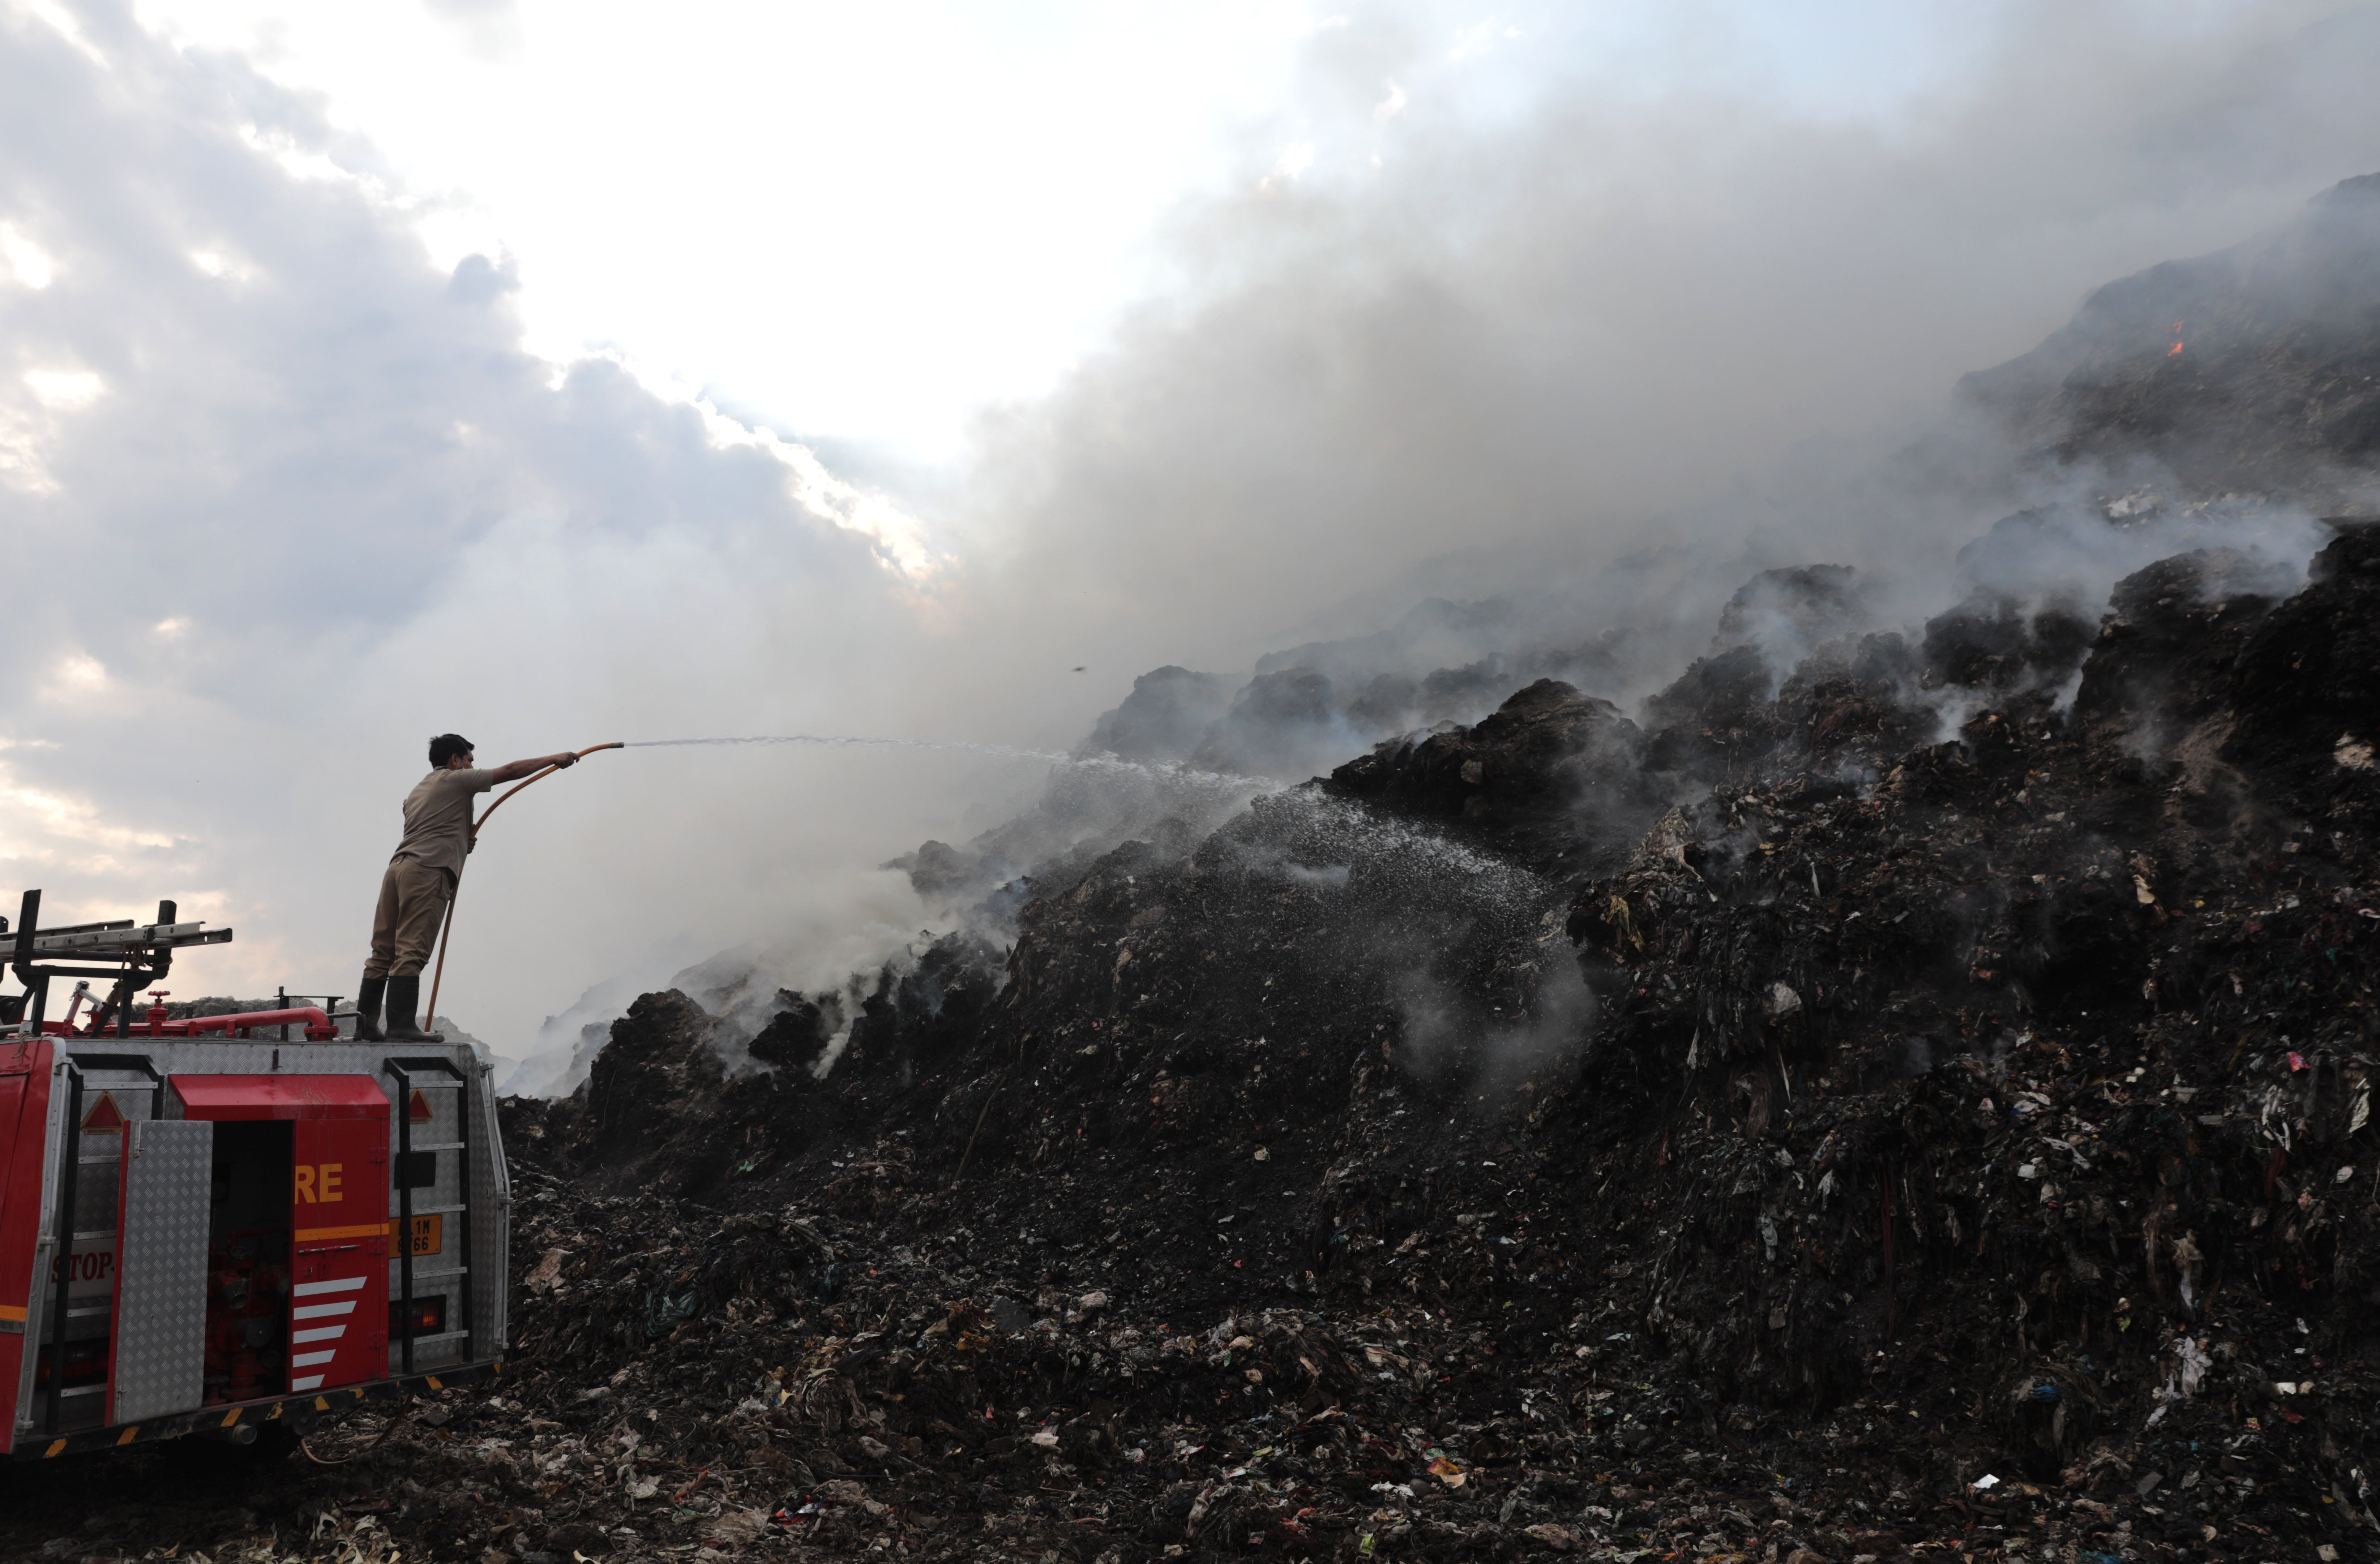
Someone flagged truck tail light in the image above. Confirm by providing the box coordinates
[35,1339,106,1387]
[389,1296,446,1337]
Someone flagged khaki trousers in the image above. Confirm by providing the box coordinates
[365,856,454,979]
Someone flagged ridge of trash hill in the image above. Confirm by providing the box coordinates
[6,524,2374,1564]
[376,517,2380,1564]
[9,530,2377,1563]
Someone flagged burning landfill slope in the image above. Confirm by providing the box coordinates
[10,188,2380,1564]
[452,521,2380,1564]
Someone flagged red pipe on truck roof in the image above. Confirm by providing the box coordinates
[25,1007,338,1041]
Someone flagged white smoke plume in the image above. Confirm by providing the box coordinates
[4,0,2380,1079]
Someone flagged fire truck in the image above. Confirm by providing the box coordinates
[0,889,509,1458]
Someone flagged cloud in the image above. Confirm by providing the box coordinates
[1,225,56,287]
[416,0,521,62]
[39,651,110,702]
[23,368,103,407]
[0,0,958,1040]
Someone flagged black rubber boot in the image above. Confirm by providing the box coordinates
[353,976,387,1042]
[384,976,444,1043]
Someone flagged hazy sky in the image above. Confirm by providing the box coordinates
[5,0,2379,1052]
[118,0,2023,463]
[130,0,1327,463]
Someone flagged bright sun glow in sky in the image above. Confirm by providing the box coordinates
[135,0,1336,461]
[122,0,2098,465]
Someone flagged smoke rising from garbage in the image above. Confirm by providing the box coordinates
[8,1,2380,1060]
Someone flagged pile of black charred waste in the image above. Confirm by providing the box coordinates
[14,524,2375,1564]
[476,528,2380,1564]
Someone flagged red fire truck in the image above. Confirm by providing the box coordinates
[0,889,510,1458]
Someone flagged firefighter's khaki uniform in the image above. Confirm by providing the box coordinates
[365,767,494,979]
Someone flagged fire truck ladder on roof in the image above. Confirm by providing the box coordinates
[381,1057,475,1374]
[8,889,231,1038]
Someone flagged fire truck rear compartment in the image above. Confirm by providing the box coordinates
[5,1058,500,1451]
[3,895,506,1457]
[175,1075,396,1400]
[206,1121,292,1403]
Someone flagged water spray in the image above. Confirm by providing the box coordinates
[624,733,1276,781]
[419,734,1274,1027]
[625,734,1072,760]
[625,733,1273,787]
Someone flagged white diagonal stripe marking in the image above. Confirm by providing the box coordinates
[293,1277,368,1296]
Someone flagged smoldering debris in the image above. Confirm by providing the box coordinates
[1960,171,2380,510]
[26,180,2380,1564]
[31,512,2380,1562]
[393,524,2380,1561]
[215,491,2368,1564]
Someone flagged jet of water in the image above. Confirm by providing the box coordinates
[623,734,1276,789]
[626,733,1071,762]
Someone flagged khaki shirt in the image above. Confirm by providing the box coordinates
[393,768,496,875]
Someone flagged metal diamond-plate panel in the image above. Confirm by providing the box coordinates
[111,1119,215,1425]
[470,1058,509,1358]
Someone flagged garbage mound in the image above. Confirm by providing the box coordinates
[1960,172,2380,506]
[27,519,2352,1564]
[12,542,2380,1563]
[324,519,2380,1564]
[15,202,2380,1564]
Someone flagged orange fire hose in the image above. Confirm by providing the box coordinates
[423,743,622,1028]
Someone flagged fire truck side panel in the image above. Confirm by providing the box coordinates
[288,1113,390,1390]
[0,1061,40,1442]
[155,1045,506,1377]
[4,1047,61,1450]
[173,1075,395,1397]
[107,1119,214,1423]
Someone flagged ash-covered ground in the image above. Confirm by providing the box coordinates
[11,181,2380,1564]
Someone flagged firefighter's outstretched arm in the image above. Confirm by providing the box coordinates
[486,750,579,784]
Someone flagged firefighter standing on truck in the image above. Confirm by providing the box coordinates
[354,732,578,1042]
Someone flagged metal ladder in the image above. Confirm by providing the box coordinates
[381,1057,476,1372]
